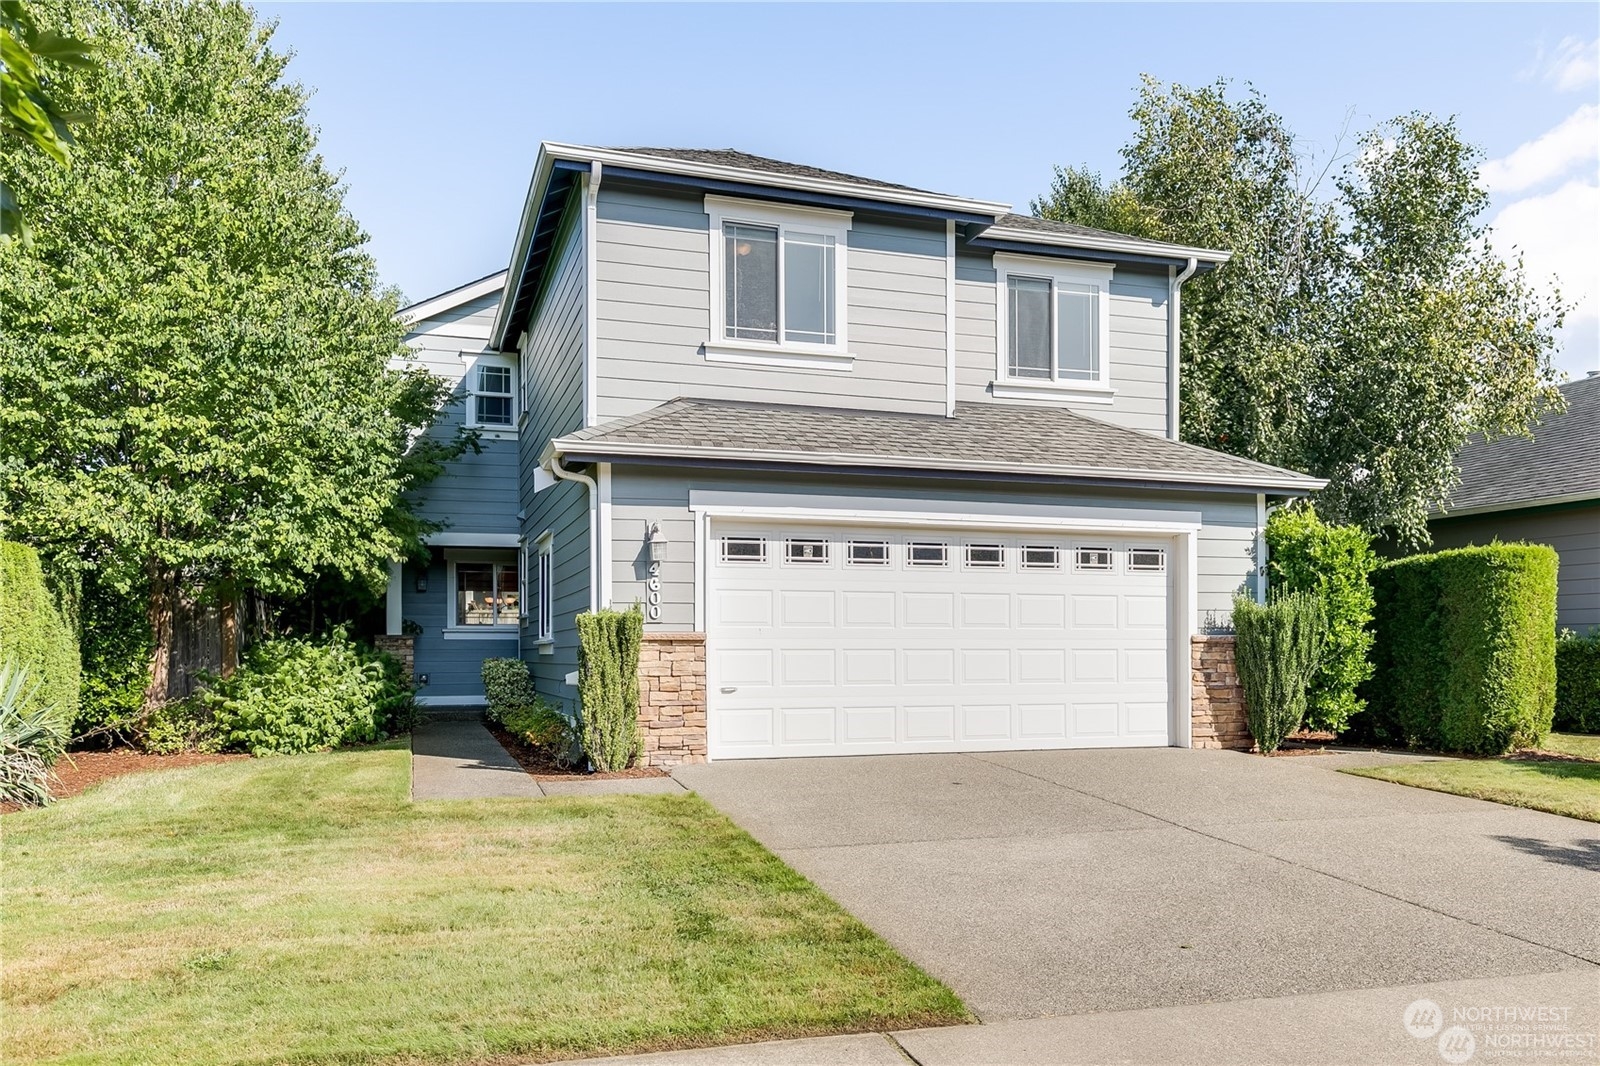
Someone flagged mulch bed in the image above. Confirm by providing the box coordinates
[485,722,667,780]
[2,749,249,814]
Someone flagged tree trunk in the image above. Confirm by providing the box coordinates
[141,562,176,715]
[219,597,238,679]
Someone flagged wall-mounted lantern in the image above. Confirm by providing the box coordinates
[646,521,668,563]
[414,569,428,594]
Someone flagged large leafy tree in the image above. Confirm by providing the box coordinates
[0,0,463,711]
[1035,78,1564,544]
[1,0,92,239]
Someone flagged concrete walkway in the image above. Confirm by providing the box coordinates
[410,717,684,800]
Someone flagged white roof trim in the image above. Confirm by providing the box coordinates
[541,142,1012,217]
[983,225,1231,264]
[550,437,1327,493]
[398,271,508,326]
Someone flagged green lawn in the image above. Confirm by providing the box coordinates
[1343,733,1600,822]
[1,745,966,1065]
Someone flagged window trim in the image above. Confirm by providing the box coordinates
[464,353,519,433]
[705,195,854,371]
[532,533,554,647]
[443,549,520,634]
[993,253,1115,403]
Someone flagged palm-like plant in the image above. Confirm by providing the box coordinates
[0,662,67,806]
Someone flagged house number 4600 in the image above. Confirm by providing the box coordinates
[646,560,662,620]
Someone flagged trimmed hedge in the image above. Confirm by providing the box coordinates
[1555,630,1600,733]
[1234,591,1325,753]
[481,657,538,724]
[1368,543,1556,754]
[0,542,80,729]
[576,606,642,772]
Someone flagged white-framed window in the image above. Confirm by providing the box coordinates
[1020,545,1061,570]
[1074,546,1115,572]
[907,542,949,567]
[1128,547,1167,573]
[965,544,1005,569]
[993,254,1114,401]
[847,540,890,566]
[705,196,853,371]
[720,536,768,564]
[467,356,517,429]
[784,537,829,565]
[533,533,554,643]
[445,550,519,632]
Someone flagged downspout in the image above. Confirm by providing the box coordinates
[548,455,600,613]
[1167,256,1199,442]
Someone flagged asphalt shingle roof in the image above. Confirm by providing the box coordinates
[994,213,1154,242]
[1444,375,1600,513]
[557,398,1324,491]
[607,148,946,196]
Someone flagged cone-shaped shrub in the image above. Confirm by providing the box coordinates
[576,606,643,771]
[1233,591,1325,753]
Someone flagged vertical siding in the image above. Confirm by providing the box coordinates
[592,183,948,419]
[608,465,1258,632]
[1429,504,1600,632]
[518,192,591,712]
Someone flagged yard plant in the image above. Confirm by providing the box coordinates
[0,746,966,1062]
[0,663,67,806]
[1554,629,1599,734]
[1233,591,1325,753]
[576,606,643,771]
[481,656,539,723]
[0,541,78,731]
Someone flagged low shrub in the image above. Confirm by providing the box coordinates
[74,571,154,743]
[1555,629,1600,733]
[576,606,642,772]
[1368,543,1556,754]
[142,696,226,755]
[0,542,80,733]
[0,663,69,807]
[1233,591,1325,753]
[1264,503,1377,734]
[186,628,415,756]
[502,699,579,768]
[481,657,537,724]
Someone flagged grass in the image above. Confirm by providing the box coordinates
[1,744,967,1065]
[1343,732,1600,823]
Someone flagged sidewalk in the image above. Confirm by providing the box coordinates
[410,717,684,800]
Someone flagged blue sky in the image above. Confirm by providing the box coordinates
[260,2,1599,378]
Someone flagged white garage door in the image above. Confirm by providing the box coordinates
[707,522,1174,760]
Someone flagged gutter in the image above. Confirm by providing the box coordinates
[547,456,601,613]
[1168,256,1199,442]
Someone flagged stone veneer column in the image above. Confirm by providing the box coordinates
[636,632,707,768]
[374,635,416,684]
[1191,635,1253,750]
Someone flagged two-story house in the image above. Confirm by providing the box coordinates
[387,144,1324,763]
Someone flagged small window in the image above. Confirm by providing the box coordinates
[720,537,767,564]
[1128,548,1166,573]
[472,362,515,426]
[1074,547,1114,572]
[847,540,889,566]
[534,535,554,642]
[907,542,949,567]
[785,538,829,564]
[997,255,1112,391]
[453,557,518,627]
[965,544,1005,568]
[1021,545,1060,570]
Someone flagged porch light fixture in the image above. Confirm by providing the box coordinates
[414,570,427,594]
[646,521,668,563]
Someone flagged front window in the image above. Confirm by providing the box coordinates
[471,362,515,427]
[534,536,553,642]
[453,557,518,626]
[996,255,1113,392]
[707,197,851,359]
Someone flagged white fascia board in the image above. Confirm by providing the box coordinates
[540,142,1012,218]
[1430,492,1599,520]
[397,271,509,327]
[984,225,1231,265]
[550,438,1328,493]
[689,489,1203,529]
[693,503,1202,535]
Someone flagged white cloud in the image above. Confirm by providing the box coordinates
[1478,104,1599,194]
[1490,178,1600,380]
[1520,36,1600,92]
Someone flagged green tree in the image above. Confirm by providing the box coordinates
[0,0,465,713]
[1,0,92,239]
[1034,78,1565,544]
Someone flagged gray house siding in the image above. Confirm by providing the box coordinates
[606,465,1260,633]
[1429,503,1600,633]
[403,555,518,703]
[518,190,591,711]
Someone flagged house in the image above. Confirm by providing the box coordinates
[1428,373,1599,634]
[383,144,1326,762]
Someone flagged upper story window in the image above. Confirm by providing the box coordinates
[469,358,516,429]
[993,254,1114,402]
[705,196,852,371]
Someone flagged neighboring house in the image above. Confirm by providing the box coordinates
[1429,374,1600,634]
[387,144,1325,760]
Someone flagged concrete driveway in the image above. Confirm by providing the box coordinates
[674,748,1599,1023]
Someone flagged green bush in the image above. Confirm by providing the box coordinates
[187,627,415,756]
[1555,629,1600,733]
[576,606,643,772]
[0,662,69,807]
[1368,543,1556,754]
[142,696,226,755]
[481,657,537,724]
[1265,503,1377,734]
[502,699,579,767]
[1233,591,1325,753]
[0,542,80,732]
[74,571,154,742]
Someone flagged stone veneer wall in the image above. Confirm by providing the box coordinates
[1191,635,1253,750]
[637,632,708,768]
[374,635,416,683]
